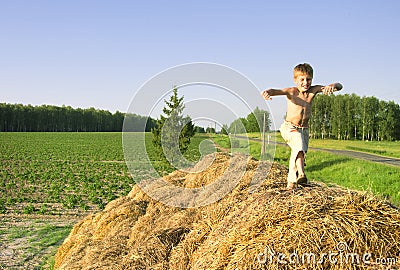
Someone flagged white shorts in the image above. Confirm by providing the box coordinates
[279,121,309,154]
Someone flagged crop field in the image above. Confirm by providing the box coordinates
[0,132,206,269]
[1,132,133,214]
[0,132,208,215]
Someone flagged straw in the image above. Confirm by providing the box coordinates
[55,153,400,269]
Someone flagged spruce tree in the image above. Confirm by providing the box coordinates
[152,87,195,164]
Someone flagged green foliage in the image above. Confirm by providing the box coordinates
[220,124,229,135]
[195,126,206,133]
[229,118,247,134]
[0,199,6,214]
[124,113,156,132]
[246,107,271,133]
[23,204,36,214]
[206,127,216,133]
[228,107,271,134]
[0,103,157,132]
[310,94,400,141]
[151,87,195,163]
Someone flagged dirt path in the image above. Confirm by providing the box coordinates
[310,147,400,167]
[234,135,400,167]
[0,214,85,269]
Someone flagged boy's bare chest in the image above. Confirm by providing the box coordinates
[288,92,314,109]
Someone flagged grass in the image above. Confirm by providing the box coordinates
[5,222,73,253]
[310,138,400,158]
[212,134,275,161]
[243,132,400,158]
[0,217,75,270]
[307,151,400,200]
[211,134,400,205]
[31,224,74,269]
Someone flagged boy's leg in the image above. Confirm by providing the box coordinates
[295,151,308,185]
[287,149,299,185]
[295,129,309,184]
[295,151,305,176]
[280,123,309,188]
[280,123,298,187]
[285,128,309,186]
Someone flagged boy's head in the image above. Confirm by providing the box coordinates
[294,63,313,92]
[294,63,313,79]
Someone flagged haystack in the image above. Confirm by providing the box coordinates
[55,153,400,269]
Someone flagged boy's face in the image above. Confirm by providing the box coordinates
[294,73,313,92]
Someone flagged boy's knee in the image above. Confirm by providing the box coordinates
[296,151,305,159]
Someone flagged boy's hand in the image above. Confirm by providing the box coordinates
[261,90,272,100]
[321,84,336,95]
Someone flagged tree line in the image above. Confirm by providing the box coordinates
[0,103,157,132]
[310,94,400,141]
[3,93,398,141]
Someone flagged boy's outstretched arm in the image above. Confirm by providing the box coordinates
[261,87,292,100]
[316,83,343,95]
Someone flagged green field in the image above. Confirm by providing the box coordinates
[1,132,132,213]
[0,132,210,214]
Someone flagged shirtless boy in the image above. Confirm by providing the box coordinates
[261,63,343,189]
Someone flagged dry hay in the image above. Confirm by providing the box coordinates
[55,153,400,269]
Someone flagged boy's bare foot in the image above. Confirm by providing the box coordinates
[286,182,297,189]
[296,174,308,185]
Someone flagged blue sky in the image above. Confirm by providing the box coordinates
[1,0,399,128]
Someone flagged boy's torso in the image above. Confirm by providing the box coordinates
[285,87,318,127]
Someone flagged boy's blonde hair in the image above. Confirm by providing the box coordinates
[294,63,313,79]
